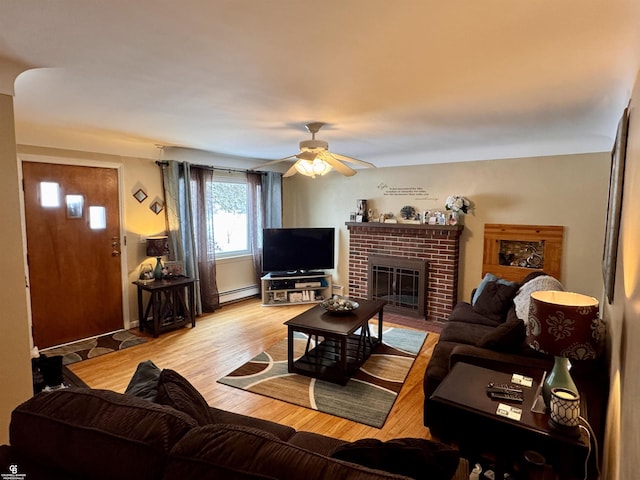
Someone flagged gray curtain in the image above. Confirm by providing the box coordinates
[263,171,282,228]
[162,161,221,315]
[189,166,220,312]
[247,171,282,289]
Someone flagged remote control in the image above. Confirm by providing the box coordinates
[487,383,523,394]
[488,391,524,403]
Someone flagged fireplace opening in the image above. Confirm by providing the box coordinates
[368,255,427,318]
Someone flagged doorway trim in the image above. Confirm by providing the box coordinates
[17,150,131,346]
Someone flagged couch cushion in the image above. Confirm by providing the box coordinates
[448,302,504,327]
[330,438,460,480]
[125,359,161,401]
[288,431,348,456]
[10,388,196,480]
[439,321,495,345]
[166,424,411,480]
[156,369,216,426]
[210,407,296,441]
[476,316,526,352]
[472,280,519,322]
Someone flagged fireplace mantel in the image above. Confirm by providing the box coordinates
[345,222,464,235]
[346,221,464,322]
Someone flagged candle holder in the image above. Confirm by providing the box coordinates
[549,387,581,436]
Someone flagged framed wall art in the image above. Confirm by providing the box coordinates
[602,107,629,304]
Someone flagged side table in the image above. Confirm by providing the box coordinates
[428,362,593,479]
[133,277,196,337]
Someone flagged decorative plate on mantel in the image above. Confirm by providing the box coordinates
[400,205,416,220]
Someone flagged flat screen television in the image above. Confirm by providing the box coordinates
[262,227,335,275]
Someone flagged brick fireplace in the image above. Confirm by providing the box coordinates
[346,222,464,322]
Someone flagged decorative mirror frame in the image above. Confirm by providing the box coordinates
[150,200,164,215]
[133,188,148,203]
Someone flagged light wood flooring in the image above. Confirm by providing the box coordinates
[69,298,439,442]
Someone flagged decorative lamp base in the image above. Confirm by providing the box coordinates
[542,356,578,407]
[153,257,164,280]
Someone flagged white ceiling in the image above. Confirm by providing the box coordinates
[1,0,639,169]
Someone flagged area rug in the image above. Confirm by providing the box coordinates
[218,325,427,428]
[41,330,147,365]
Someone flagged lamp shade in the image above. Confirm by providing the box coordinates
[526,290,602,360]
[146,236,169,257]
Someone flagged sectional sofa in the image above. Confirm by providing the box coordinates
[1,363,460,480]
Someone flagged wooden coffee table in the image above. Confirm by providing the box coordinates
[284,299,385,385]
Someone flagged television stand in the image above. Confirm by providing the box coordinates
[261,272,332,306]
[271,270,325,277]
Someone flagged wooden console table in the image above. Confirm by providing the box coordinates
[133,277,196,337]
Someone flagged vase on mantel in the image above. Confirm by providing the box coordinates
[447,210,460,225]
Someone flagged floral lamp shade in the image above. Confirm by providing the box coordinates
[146,236,170,258]
[527,290,604,406]
[146,236,170,280]
[526,290,603,360]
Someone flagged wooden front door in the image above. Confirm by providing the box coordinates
[22,161,124,349]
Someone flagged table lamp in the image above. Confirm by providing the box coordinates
[526,290,602,407]
[146,236,170,280]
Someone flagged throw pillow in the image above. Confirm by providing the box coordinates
[471,273,498,305]
[472,273,518,305]
[476,317,526,352]
[513,274,564,325]
[124,360,161,401]
[156,369,215,426]
[472,280,519,320]
[330,437,460,480]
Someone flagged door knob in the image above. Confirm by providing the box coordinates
[112,250,121,257]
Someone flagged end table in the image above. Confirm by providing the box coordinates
[133,277,196,337]
[428,362,594,479]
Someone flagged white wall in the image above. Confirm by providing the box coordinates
[283,152,610,301]
[0,94,32,444]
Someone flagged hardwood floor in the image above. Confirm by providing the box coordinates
[69,298,439,442]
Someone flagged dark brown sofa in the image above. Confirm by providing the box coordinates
[423,271,557,418]
[1,365,460,480]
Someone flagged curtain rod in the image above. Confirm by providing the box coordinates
[155,160,266,175]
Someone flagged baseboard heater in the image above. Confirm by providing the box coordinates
[220,285,259,304]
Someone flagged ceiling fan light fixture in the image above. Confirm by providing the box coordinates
[254,121,375,178]
[295,158,332,178]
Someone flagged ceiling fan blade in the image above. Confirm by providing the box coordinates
[253,155,297,170]
[296,150,316,161]
[331,152,376,168]
[318,151,356,176]
[283,161,301,177]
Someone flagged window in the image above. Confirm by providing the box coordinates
[89,206,107,230]
[39,181,60,207]
[206,173,250,257]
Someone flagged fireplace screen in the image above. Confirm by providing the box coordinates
[368,255,427,317]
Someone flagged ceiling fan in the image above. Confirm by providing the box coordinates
[257,122,375,178]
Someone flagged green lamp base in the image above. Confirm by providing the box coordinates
[542,356,578,407]
[153,257,163,280]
